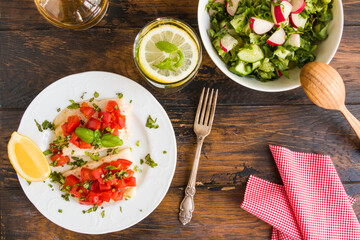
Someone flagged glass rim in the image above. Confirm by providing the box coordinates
[133,17,203,86]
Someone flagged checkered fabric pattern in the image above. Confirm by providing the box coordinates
[241,145,360,240]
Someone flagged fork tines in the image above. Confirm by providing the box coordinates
[195,88,218,126]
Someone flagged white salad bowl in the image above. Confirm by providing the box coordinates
[197,0,344,92]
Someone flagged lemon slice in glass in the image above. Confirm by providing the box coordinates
[138,24,200,83]
[8,132,51,182]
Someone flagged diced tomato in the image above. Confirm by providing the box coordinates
[79,140,92,149]
[114,112,126,129]
[91,168,104,180]
[63,175,80,189]
[91,181,100,192]
[98,163,110,174]
[66,115,81,132]
[51,154,70,166]
[79,192,103,205]
[85,117,101,131]
[99,191,112,202]
[61,123,70,137]
[99,183,111,192]
[81,102,89,107]
[105,100,119,113]
[111,190,124,201]
[109,122,119,135]
[70,132,80,147]
[98,112,111,123]
[78,186,90,196]
[110,159,132,170]
[125,176,136,187]
[49,144,60,154]
[81,168,96,182]
[69,187,81,198]
[101,122,111,132]
[124,169,134,179]
[80,106,96,119]
[105,178,118,188]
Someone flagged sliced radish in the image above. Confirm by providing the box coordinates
[289,13,307,28]
[271,3,278,25]
[249,17,275,35]
[272,1,293,23]
[291,0,306,13]
[226,0,240,16]
[287,33,301,47]
[220,34,239,52]
[266,28,286,46]
[208,0,225,16]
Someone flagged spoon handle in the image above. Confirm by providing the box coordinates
[339,105,360,140]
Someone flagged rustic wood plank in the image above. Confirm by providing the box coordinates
[0,0,359,31]
[1,26,360,109]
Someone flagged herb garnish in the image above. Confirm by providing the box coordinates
[145,115,159,129]
[85,152,100,161]
[153,41,185,71]
[49,171,65,185]
[42,120,55,130]
[145,154,158,168]
[57,108,61,112]
[140,159,144,165]
[120,206,122,213]
[27,181,32,185]
[80,92,87,99]
[34,119,43,132]
[101,210,105,218]
[116,93,123,99]
[94,91,99,98]
[49,158,59,167]
[136,140,140,147]
[67,100,80,109]
[89,97,95,102]
[83,204,98,214]
[67,157,87,169]
[48,184,53,188]
[163,151,167,154]
[134,165,142,173]
[92,103,101,112]
[43,149,52,156]
[130,100,133,103]
[58,209,63,213]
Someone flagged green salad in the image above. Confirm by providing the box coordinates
[206,0,333,81]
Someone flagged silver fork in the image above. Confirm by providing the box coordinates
[179,87,218,225]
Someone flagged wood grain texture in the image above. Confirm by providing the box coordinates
[0,0,359,31]
[1,26,360,109]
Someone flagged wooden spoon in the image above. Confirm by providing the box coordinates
[300,62,360,139]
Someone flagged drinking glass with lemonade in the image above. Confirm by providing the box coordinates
[134,18,202,92]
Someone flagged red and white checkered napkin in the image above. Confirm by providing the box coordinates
[241,145,360,240]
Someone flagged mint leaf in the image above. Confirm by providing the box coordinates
[174,50,184,68]
[154,58,175,71]
[155,41,178,53]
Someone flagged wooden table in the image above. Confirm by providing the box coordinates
[1,0,360,239]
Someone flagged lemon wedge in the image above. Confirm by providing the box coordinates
[8,132,51,182]
[138,24,199,83]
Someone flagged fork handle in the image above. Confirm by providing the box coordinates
[179,137,204,225]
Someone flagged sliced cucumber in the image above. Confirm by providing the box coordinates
[212,38,227,59]
[230,60,252,76]
[230,9,250,34]
[252,61,261,70]
[237,44,264,63]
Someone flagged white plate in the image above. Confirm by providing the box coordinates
[197,0,343,92]
[17,71,177,234]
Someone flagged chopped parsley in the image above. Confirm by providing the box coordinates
[116,92,123,99]
[113,148,119,154]
[58,209,63,213]
[80,92,87,99]
[57,108,61,112]
[89,97,95,102]
[85,152,100,161]
[114,105,119,110]
[42,120,55,130]
[130,147,132,152]
[145,154,158,168]
[120,206,122,213]
[101,210,105,218]
[139,209,143,212]
[130,100,133,103]
[94,91,99,98]
[134,165,142,173]
[140,159,144,165]
[67,157,87,169]
[163,151,167,154]
[136,140,140,147]
[67,100,80,109]
[145,115,159,129]
[92,103,101,112]
[27,181,31,185]
[61,192,70,201]
[43,149,52,156]
[49,171,65,185]
[48,184,53,188]
[34,119,43,132]
[49,158,59,167]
